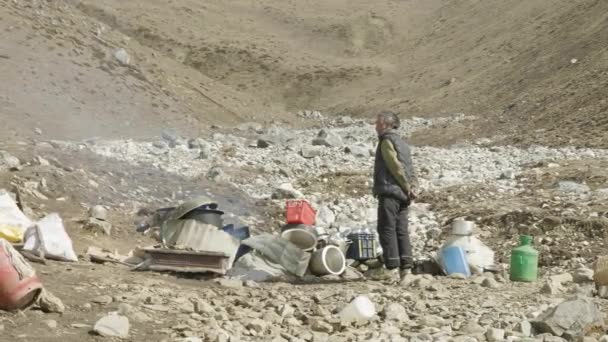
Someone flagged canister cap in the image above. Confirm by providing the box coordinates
[520,235,533,245]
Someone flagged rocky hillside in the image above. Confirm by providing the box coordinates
[1,0,606,146]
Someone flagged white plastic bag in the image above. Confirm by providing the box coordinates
[0,192,32,234]
[23,213,78,262]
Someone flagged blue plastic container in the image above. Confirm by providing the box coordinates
[441,246,471,277]
[222,225,251,260]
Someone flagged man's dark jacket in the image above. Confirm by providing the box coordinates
[373,130,416,203]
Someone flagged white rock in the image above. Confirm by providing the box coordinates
[114,48,130,65]
[89,205,108,221]
[271,183,303,199]
[94,313,130,338]
[485,328,505,342]
[316,205,336,227]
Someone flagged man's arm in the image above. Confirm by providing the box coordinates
[380,139,411,194]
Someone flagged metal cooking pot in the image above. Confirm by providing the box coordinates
[182,208,224,228]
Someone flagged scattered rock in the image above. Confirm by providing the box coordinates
[215,278,243,288]
[486,328,505,342]
[344,144,370,158]
[531,298,604,337]
[540,281,564,295]
[84,217,112,235]
[382,303,408,322]
[550,273,574,285]
[341,267,364,281]
[89,205,108,221]
[0,151,20,171]
[572,268,594,283]
[315,205,335,227]
[38,290,65,313]
[257,139,272,148]
[312,130,342,147]
[94,313,130,338]
[279,304,295,319]
[558,181,590,194]
[300,146,323,159]
[481,277,500,288]
[309,317,333,333]
[44,320,58,329]
[92,295,113,305]
[246,319,268,333]
[515,320,533,337]
[114,48,130,65]
[206,166,226,181]
[271,183,303,199]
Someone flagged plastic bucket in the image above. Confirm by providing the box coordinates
[309,245,346,276]
[281,225,317,251]
[339,296,376,323]
[0,243,43,311]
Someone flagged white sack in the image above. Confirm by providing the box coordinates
[0,192,32,233]
[24,213,78,262]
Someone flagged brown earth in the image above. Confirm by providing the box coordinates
[2,0,607,146]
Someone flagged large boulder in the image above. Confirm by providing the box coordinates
[531,298,604,337]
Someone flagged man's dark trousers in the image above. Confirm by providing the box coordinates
[377,196,412,269]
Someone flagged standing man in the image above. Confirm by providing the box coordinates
[372,111,418,281]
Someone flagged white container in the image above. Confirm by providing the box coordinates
[451,219,474,236]
[339,296,376,323]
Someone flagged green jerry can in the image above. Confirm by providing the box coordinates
[510,235,539,282]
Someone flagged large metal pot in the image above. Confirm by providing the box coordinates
[182,208,224,228]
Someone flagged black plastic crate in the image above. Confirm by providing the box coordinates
[346,233,378,260]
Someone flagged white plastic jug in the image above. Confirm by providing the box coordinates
[339,296,376,323]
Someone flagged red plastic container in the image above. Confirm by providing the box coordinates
[286,200,316,225]
[0,243,43,311]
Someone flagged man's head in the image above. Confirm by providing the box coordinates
[375,111,400,135]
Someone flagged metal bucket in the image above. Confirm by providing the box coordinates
[280,224,317,251]
[309,245,346,276]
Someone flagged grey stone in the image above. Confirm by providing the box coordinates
[246,319,268,333]
[315,205,335,228]
[382,303,408,322]
[309,317,333,333]
[279,304,295,318]
[486,328,505,342]
[558,181,590,194]
[0,151,20,170]
[114,48,130,65]
[271,183,303,199]
[89,205,108,221]
[300,146,323,158]
[481,277,500,289]
[550,273,574,285]
[344,144,369,158]
[418,315,445,328]
[92,295,113,305]
[515,320,533,337]
[341,267,364,281]
[44,320,58,329]
[500,170,516,180]
[257,139,272,148]
[187,138,207,149]
[94,314,130,338]
[312,130,342,147]
[572,268,594,283]
[85,217,112,235]
[531,298,604,336]
[38,290,65,313]
[597,285,608,299]
[215,278,243,288]
[206,166,226,181]
[161,129,180,145]
[540,281,564,295]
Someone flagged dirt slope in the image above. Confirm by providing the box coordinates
[1,0,607,146]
